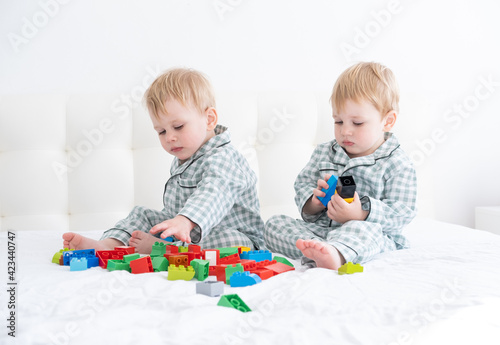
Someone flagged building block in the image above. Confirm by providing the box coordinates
[255,260,277,268]
[152,256,169,272]
[219,253,241,265]
[217,247,239,258]
[196,281,224,297]
[337,175,356,203]
[215,265,229,282]
[165,245,179,254]
[208,266,217,276]
[239,250,272,262]
[164,236,174,242]
[217,294,251,312]
[250,268,274,280]
[239,259,257,271]
[123,253,141,263]
[63,249,96,265]
[202,249,220,266]
[129,256,154,274]
[273,256,294,267]
[52,248,73,264]
[168,254,189,267]
[96,250,127,268]
[188,244,201,253]
[191,259,209,281]
[70,257,88,271]
[265,262,295,275]
[114,246,136,254]
[151,242,167,257]
[225,264,244,284]
[338,262,363,275]
[317,175,338,207]
[107,259,131,272]
[87,256,99,268]
[232,246,251,254]
[230,271,262,287]
[178,246,189,253]
[167,265,195,281]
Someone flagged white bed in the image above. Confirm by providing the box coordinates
[1,94,500,344]
[1,217,500,345]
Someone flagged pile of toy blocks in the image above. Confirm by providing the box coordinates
[52,243,295,287]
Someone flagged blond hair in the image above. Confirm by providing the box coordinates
[330,62,399,115]
[144,68,216,118]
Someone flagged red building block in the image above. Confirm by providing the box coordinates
[239,259,257,271]
[188,244,201,253]
[114,246,136,255]
[202,249,220,266]
[215,264,229,282]
[265,262,295,275]
[208,266,217,276]
[96,250,127,268]
[249,268,274,280]
[255,260,277,269]
[165,245,179,254]
[130,256,153,274]
[219,253,241,265]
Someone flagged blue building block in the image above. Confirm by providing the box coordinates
[63,249,96,265]
[317,175,338,207]
[230,271,262,287]
[70,257,88,271]
[86,256,99,268]
[239,250,272,262]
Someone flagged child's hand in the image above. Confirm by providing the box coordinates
[303,175,332,215]
[149,215,196,243]
[326,192,368,224]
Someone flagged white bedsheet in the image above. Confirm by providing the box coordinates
[1,217,500,345]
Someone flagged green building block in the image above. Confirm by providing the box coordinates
[225,264,244,284]
[52,248,73,264]
[338,262,363,275]
[107,259,131,272]
[167,265,195,281]
[152,256,169,272]
[151,242,167,257]
[178,246,189,253]
[123,253,141,263]
[191,259,209,281]
[217,247,239,258]
[217,294,251,312]
[273,256,294,267]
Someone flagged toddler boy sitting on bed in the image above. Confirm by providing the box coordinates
[265,62,417,270]
[63,68,265,254]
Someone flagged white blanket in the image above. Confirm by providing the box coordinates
[2,217,500,345]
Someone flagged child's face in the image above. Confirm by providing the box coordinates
[333,99,395,158]
[150,99,217,163]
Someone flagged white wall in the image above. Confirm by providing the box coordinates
[1,0,499,228]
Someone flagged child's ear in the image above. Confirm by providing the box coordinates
[383,111,397,131]
[205,107,218,131]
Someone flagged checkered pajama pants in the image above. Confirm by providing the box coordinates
[101,206,256,249]
[264,214,398,264]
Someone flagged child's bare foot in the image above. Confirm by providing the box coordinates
[63,232,123,251]
[296,239,345,270]
[129,231,170,254]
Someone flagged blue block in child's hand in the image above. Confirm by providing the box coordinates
[317,175,338,207]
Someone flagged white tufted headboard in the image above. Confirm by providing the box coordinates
[0,92,427,232]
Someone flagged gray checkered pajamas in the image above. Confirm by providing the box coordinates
[102,125,265,250]
[265,133,417,264]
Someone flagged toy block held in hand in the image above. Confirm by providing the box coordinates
[338,262,363,275]
[317,175,338,207]
[336,175,356,203]
[217,294,251,312]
